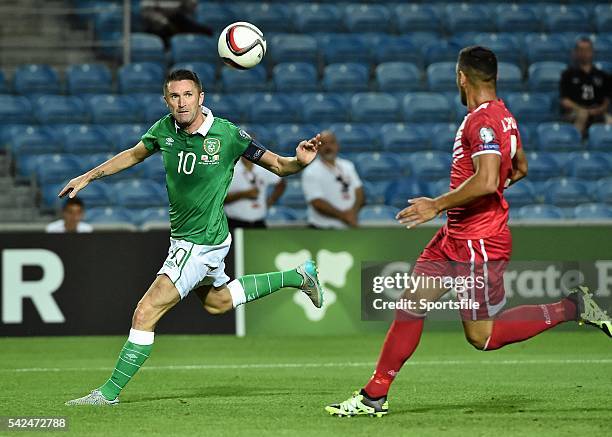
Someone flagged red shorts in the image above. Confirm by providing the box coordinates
[413,225,512,320]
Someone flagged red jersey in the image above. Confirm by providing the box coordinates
[447,99,522,239]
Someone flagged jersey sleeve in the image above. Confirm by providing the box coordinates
[464,113,502,159]
[141,120,162,152]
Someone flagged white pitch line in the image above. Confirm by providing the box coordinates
[2,358,612,373]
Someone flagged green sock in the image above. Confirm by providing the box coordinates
[239,269,303,302]
[99,340,152,401]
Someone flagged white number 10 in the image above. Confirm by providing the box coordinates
[177,151,196,175]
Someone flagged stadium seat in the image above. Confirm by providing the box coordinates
[13,64,61,94]
[130,33,165,64]
[279,179,306,208]
[118,62,164,94]
[544,177,591,206]
[495,4,541,33]
[35,154,82,184]
[525,152,563,181]
[528,62,566,92]
[274,124,319,155]
[170,63,216,87]
[405,151,450,181]
[221,65,268,93]
[83,152,113,170]
[470,33,523,65]
[87,94,141,124]
[380,123,428,153]
[300,93,348,123]
[574,202,612,220]
[239,123,276,147]
[503,179,538,207]
[403,93,454,123]
[66,63,113,94]
[269,34,319,65]
[517,204,565,220]
[33,95,89,124]
[293,3,343,33]
[106,124,146,151]
[567,152,612,179]
[363,180,393,205]
[140,153,166,182]
[0,70,7,93]
[7,125,62,155]
[136,206,169,226]
[329,123,377,153]
[506,93,554,123]
[385,178,425,208]
[40,182,65,209]
[376,62,421,92]
[241,3,291,32]
[429,123,458,152]
[596,177,612,203]
[266,205,302,224]
[206,93,242,121]
[0,95,33,124]
[170,34,217,64]
[135,94,168,124]
[394,4,441,33]
[195,3,235,32]
[423,40,463,65]
[524,34,568,64]
[273,63,318,92]
[497,62,524,92]
[112,179,166,207]
[443,4,495,33]
[86,206,133,224]
[427,62,457,91]
[247,93,296,124]
[358,205,397,224]
[594,4,612,32]
[319,34,370,64]
[322,63,369,92]
[543,5,592,33]
[355,152,402,181]
[92,3,122,34]
[344,4,391,32]
[427,178,450,198]
[535,122,581,151]
[73,183,111,208]
[350,93,400,123]
[373,36,422,66]
[588,124,612,151]
[60,124,113,154]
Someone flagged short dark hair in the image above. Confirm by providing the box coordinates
[457,45,498,85]
[63,197,84,210]
[164,69,203,94]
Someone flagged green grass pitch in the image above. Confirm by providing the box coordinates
[1,330,610,436]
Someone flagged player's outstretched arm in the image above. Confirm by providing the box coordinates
[256,134,321,177]
[58,141,154,198]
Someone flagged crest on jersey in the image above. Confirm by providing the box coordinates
[203,138,221,155]
[479,127,496,144]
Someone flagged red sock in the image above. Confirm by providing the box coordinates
[485,298,577,350]
[364,311,424,398]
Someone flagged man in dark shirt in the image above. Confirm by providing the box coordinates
[559,37,611,137]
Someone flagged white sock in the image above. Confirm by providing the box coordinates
[228,279,246,307]
[128,328,155,345]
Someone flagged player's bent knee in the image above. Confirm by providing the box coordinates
[465,332,489,351]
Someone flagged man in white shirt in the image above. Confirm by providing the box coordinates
[225,156,286,228]
[46,197,93,233]
[301,130,364,229]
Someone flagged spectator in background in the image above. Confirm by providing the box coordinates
[46,197,93,233]
[141,0,213,47]
[302,130,364,229]
[224,156,286,229]
[560,37,611,137]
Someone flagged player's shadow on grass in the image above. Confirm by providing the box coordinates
[400,395,535,415]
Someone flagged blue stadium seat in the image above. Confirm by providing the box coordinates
[470,33,523,65]
[13,64,61,94]
[394,4,441,33]
[528,62,566,92]
[385,178,425,208]
[274,124,319,155]
[170,34,217,64]
[136,207,169,226]
[574,202,612,220]
[373,36,422,66]
[322,63,369,92]
[592,36,612,64]
[221,65,267,93]
[517,204,565,220]
[247,93,296,124]
[105,124,146,151]
[273,63,318,92]
[536,122,581,151]
[293,4,343,32]
[543,5,591,33]
[596,177,612,203]
[496,4,541,33]
[195,3,235,32]
[7,125,62,155]
[40,182,65,209]
[355,152,402,181]
[34,95,88,124]
[376,62,421,92]
[134,94,168,124]
[344,4,391,32]
[444,4,495,33]
[239,123,276,147]
[497,62,524,92]
[427,62,457,91]
[0,95,33,124]
[427,178,450,197]
[567,152,612,179]
[118,62,164,94]
[594,4,612,32]
[423,40,462,65]
[92,3,122,34]
[363,180,393,205]
[170,63,216,86]
[504,180,538,207]
[73,183,111,208]
[279,179,306,208]
[351,93,400,123]
[83,152,113,170]
[525,151,563,181]
[60,124,113,154]
[405,151,450,181]
[241,3,291,32]
[300,93,348,123]
[206,93,242,121]
[588,124,612,151]
[318,34,370,64]
[0,70,7,93]
[87,94,141,124]
[430,122,458,152]
[524,34,568,64]
[544,177,591,206]
[140,153,166,182]
[266,206,302,224]
[66,63,112,94]
[86,206,134,224]
[506,93,554,123]
[130,33,165,64]
[269,34,318,64]
[380,123,428,153]
[358,205,397,223]
[329,123,377,153]
[35,154,82,184]
[112,179,166,207]
[403,93,454,123]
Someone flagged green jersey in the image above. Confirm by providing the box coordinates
[141,107,251,245]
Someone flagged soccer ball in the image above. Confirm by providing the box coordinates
[218,22,266,70]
